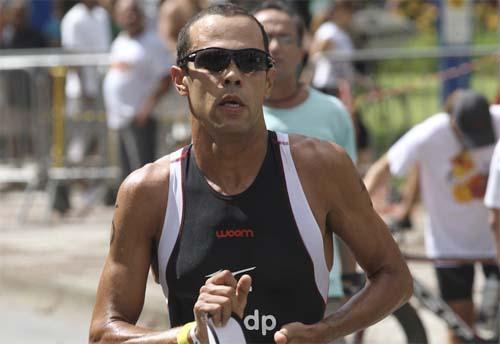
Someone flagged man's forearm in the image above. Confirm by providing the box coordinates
[90,320,182,344]
[319,264,412,341]
[363,154,390,195]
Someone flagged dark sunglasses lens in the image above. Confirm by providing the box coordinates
[194,49,230,72]
[235,50,268,73]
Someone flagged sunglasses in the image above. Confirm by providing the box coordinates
[178,47,274,74]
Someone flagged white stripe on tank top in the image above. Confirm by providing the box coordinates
[157,148,185,300]
[275,132,330,302]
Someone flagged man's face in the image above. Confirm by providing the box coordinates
[254,9,303,83]
[172,15,275,136]
[82,0,98,9]
[114,0,143,36]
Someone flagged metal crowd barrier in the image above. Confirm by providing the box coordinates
[0,50,192,222]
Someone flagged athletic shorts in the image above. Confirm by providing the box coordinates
[435,264,500,301]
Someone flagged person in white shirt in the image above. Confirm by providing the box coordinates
[54,0,111,214]
[485,140,500,263]
[103,0,173,182]
[364,89,500,344]
[309,0,355,97]
[61,0,111,142]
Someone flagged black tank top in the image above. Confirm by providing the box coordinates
[158,131,328,343]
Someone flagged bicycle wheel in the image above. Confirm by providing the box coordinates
[346,303,428,344]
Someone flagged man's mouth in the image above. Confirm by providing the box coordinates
[219,96,245,108]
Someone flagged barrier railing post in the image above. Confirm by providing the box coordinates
[49,66,66,168]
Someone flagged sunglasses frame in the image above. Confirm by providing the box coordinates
[177,47,274,73]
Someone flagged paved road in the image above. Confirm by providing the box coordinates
[0,189,478,343]
[1,292,90,344]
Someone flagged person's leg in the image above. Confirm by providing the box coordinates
[435,264,475,344]
[118,127,134,182]
[477,264,500,330]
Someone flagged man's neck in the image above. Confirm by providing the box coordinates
[265,78,308,109]
[127,25,145,38]
[192,123,269,196]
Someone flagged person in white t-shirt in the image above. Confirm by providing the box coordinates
[364,89,500,344]
[53,0,112,214]
[61,0,111,162]
[485,140,500,262]
[103,0,173,182]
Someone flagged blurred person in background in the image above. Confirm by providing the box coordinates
[0,0,45,49]
[103,0,173,184]
[253,3,360,339]
[0,1,6,43]
[51,0,112,214]
[157,0,201,54]
[41,0,64,47]
[309,0,372,173]
[309,0,355,98]
[364,90,500,344]
[0,0,45,169]
[61,0,111,164]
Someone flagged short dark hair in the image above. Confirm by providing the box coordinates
[252,0,305,46]
[176,4,269,66]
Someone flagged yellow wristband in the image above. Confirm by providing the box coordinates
[177,322,195,344]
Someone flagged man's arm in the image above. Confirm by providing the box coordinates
[89,159,253,344]
[89,161,180,343]
[363,153,391,195]
[489,208,500,264]
[323,147,412,340]
[135,75,171,126]
[276,141,412,343]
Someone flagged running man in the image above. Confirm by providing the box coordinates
[90,4,412,344]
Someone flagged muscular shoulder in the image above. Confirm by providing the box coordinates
[116,156,170,236]
[288,134,355,191]
[122,156,169,195]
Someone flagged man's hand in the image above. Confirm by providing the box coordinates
[193,270,252,343]
[274,322,326,344]
[134,107,150,127]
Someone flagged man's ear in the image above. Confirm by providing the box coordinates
[171,65,189,96]
[264,67,276,98]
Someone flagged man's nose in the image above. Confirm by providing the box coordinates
[222,60,242,87]
[269,38,280,55]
